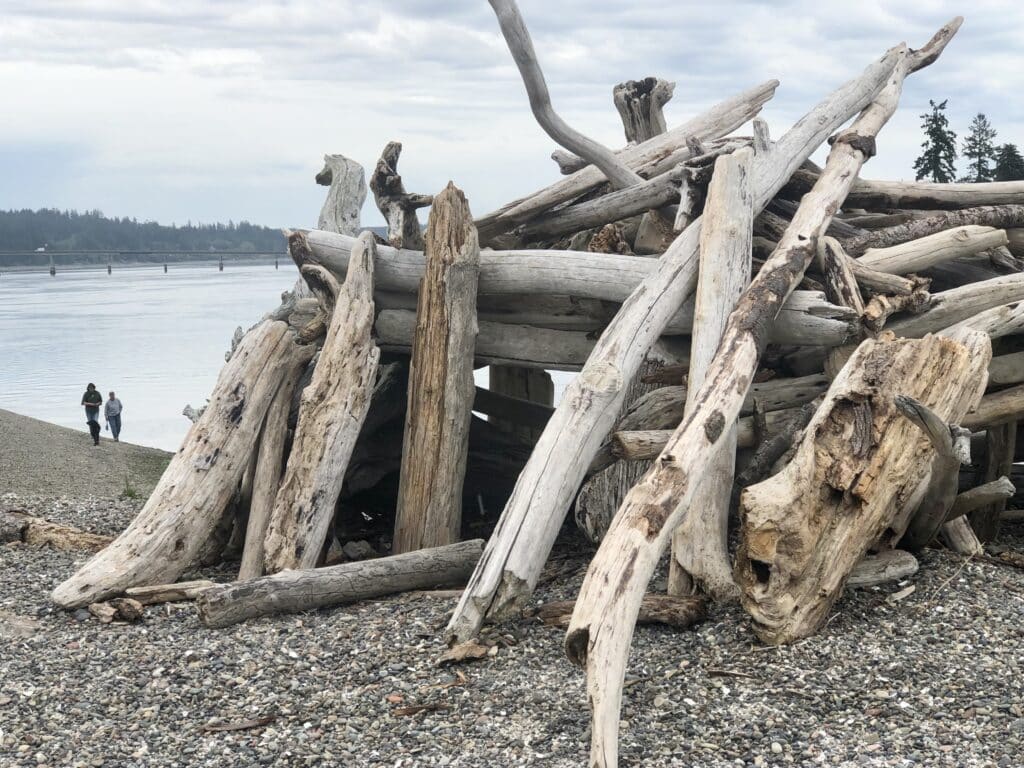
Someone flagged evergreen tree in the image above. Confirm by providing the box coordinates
[994,143,1024,181]
[913,99,957,183]
[960,113,998,182]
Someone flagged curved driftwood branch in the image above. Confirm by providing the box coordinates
[488,0,642,190]
[370,142,433,250]
[316,154,367,235]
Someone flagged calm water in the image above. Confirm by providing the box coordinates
[0,263,301,451]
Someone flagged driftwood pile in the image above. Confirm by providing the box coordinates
[51,5,1024,766]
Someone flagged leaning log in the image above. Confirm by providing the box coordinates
[564,26,959,767]
[946,476,1015,522]
[394,183,480,554]
[736,328,989,645]
[197,539,484,629]
[53,320,303,608]
[263,233,380,573]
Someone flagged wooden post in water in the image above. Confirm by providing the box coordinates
[107,254,112,275]
[219,256,224,272]
[49,255,55,277]
[164,263,168,273]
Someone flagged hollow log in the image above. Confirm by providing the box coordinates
[847,550,919,588]
[197,539,484,629]
[563,25,959,766]
[736,328,989,645]
[52,320,303,608]
[394,184,480,554]
[237,342,314,580]
[369,141,432,250]
[669,147,754,600]
[263,233,380,573]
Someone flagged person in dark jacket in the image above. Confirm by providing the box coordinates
[81,383,102,446]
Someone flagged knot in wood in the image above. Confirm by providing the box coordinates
[828,131,877,159]
[704,410,726,444]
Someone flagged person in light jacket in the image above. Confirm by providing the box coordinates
[105,391,123,442]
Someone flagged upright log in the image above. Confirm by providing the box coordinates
[263,233,381,572]
[393,183,481,554]
[971,421,1016,542]
[613,77,674,144]
[449,37,905,646]
[370,142,432,250]
[316,154,367,235]
[669,147,754,600]
[563,25,959,767]
[52,321,303,608]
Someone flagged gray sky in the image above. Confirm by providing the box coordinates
[1,1,1022,229]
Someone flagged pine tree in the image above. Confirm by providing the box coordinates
[960,113,998,182]
[913,100,957,183]
[994,143,1024,181]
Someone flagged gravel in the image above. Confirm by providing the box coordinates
[1,493,1023,767]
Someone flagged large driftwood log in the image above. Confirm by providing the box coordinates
[475,80,779,240]
[237,343,314,580]
[316,154,367,235]
[858,225,1007,275]
[669,147,754,600]
[844,205,1024,256]
[53,320,303,608]
[564,26,959,767]
[394,184,480,554]
[197,540,484,629]
[263,233,380,573]
[736,328,989,645]
[450,37,906,647]
[369,142,432,250]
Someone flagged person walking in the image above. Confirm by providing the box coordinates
[81,383,102,446]
[105,391,123,442]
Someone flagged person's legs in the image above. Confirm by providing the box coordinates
[110,414,121,441]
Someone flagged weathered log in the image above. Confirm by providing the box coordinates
[988,350,1024,385]
[53,320,303,608]
[862,289,931,333]
[237,342,315,580]
[858,225,1007,275]
[1,511,113,552]
[844,205,1024,256]
[847,550,919,588]
[316,154,367,235]
[970,420,1015,542]
[450,42,904,648]
[962,382,1024,429]
[613,77,674,144]
[736,328,988,645]
[884,275,1024,338]
[939,516,983,555]
[669,147,754,600]
[125,580,216,605]
[263,233,380,573]
[475,80,779,240]
[946,300,1024,342]
[849,258,928,297]
[895,395,972,551]
[536,594,705,630]
[394,184,480,554]
[817,236,865,315]
[300,231,854,344]
[369,142,432,250]
[197,540,484,629]
[564,25,959,766]
[946,476,1015,522]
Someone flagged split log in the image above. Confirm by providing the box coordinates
[736,329,988,644]
[846,550,919,588]
[450,42,905,646]
[316,154,367,235]
[669,147,754,600]
[613,77,674,144]
[844,205,1024,256]
[237,342,315,580]
[197,539,484,629]
[475,80,779,240]
[857,225,1007,275]
[817,236,865,315]
[125,580,216,605]
[946,476,1015,522]
[970,421,1015,542]
[564,25,959,766]
[1,512,112,552]
[485,368,553,441]
[263,233,380,573]
[52,320,304,608]
[894,395,972,551]
[369,142,432,250]
[536,594,705,630]
[394,183,480,554]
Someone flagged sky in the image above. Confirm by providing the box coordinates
[1,1,1022,231]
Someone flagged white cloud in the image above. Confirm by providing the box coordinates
[0,1,1022,227]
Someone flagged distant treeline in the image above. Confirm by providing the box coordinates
[0,209,286,255]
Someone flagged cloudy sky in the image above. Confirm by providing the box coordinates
[1,1,1022,230]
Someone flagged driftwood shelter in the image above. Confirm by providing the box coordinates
[50,5,1024,766]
